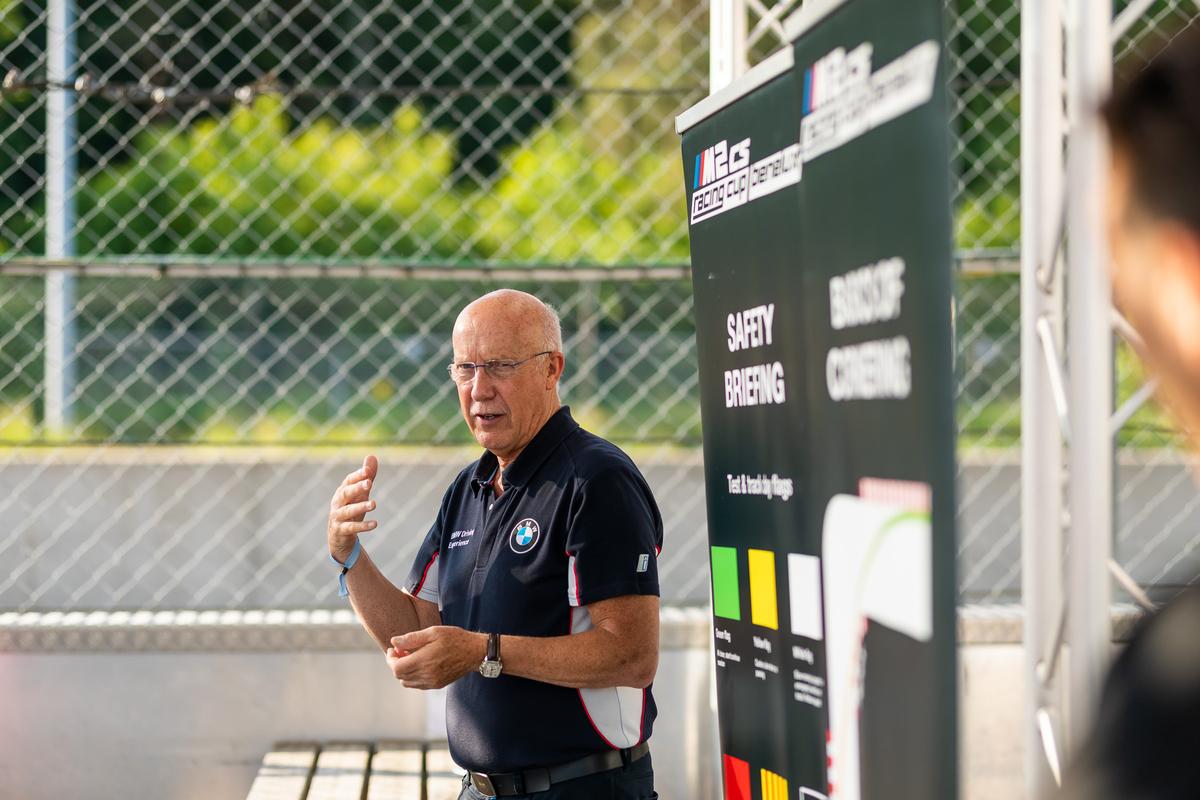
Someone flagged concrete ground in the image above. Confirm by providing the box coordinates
[961,644,1025,800]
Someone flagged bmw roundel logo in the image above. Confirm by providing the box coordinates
[509,518,541,554]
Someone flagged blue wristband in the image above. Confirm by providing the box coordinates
[329,538,363,598]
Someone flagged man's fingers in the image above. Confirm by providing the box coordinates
[391,628,435,652]
[334,499,376,523]
[388,649,420,681]
[332,479,373,508]
[386,641,450,689]
[389,653,406,680]
[342,479,372,502]
[338,455,376,490]
[335,519,378,537]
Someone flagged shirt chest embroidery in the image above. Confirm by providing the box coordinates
[447,529,476,549]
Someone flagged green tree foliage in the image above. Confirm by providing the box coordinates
[3,0,1033,261]
[77,97,466,259]
[71,94,690,265]
[470,116,690,264]
[0,0,35,255]
[0,0,577,253]
[0,0,20,43]
[946,0,1020,250]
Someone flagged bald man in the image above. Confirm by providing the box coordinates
[326,290,663,799]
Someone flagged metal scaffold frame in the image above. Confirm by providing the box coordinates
[1022,1,1172,795]
[1020,1,1068,791]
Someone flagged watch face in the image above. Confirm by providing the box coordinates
[480,660,502,679]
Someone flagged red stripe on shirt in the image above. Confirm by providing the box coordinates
[413,550,439,595]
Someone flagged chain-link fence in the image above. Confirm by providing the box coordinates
[0,0,705,267]
[0,272,721,609]
[0,268,1019,609]
[1,0,1028,268]
[2,0,1199,613]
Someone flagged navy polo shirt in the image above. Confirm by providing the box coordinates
[404,406,663,773]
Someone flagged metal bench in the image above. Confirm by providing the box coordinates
[246,740,463,800]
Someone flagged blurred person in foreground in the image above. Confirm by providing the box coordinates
[1058,23,1200,800]
[325,289,662,799]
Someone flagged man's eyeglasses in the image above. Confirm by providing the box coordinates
[447,351,553,384]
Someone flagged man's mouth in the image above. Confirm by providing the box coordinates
[476,412,504,421]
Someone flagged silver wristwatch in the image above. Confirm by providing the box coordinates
[479,632,502,678]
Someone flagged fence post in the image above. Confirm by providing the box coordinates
[1020,0,1066,794]
[709,0,748,92]
[1065,0,1113,746]
[45,0,78,434]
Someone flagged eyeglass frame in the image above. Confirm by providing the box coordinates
[446,350,555,384]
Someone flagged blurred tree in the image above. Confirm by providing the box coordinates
[946,0,1020,250]
[0,0,38,254]
[0,0,578,251]
[76,96,463,259]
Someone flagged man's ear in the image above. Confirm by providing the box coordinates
[545,352,565,388]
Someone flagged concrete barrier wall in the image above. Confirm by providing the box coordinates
[0,611,718,800]
[0,610,1038,800]
[4,450,1199,609]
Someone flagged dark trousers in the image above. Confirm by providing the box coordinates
[457,752,656,800]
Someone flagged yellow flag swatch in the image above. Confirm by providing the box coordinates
[747,548,779,630]
[760,768,789,800]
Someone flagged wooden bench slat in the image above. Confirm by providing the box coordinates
[245,742,318,800]
[365,740,425,800]
[424,742,464,800]
[306,742,371,800]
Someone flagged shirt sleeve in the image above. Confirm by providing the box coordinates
[564,464,663,607]
[404,488,448,604]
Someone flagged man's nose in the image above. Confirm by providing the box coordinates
[470,368,497,399]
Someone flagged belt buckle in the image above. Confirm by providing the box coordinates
[470,771,497,796]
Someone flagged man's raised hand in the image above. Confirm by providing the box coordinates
[327,454,379,561]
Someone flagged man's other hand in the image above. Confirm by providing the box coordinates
[386,626,487,690]
[327,454,379,561]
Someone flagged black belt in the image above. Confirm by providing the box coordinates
[467,741,650,797]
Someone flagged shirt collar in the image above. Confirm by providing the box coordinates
[470,405,578,491]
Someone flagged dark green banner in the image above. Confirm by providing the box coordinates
[680,1,957,798]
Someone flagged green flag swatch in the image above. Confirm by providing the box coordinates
[711,545,742,621]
